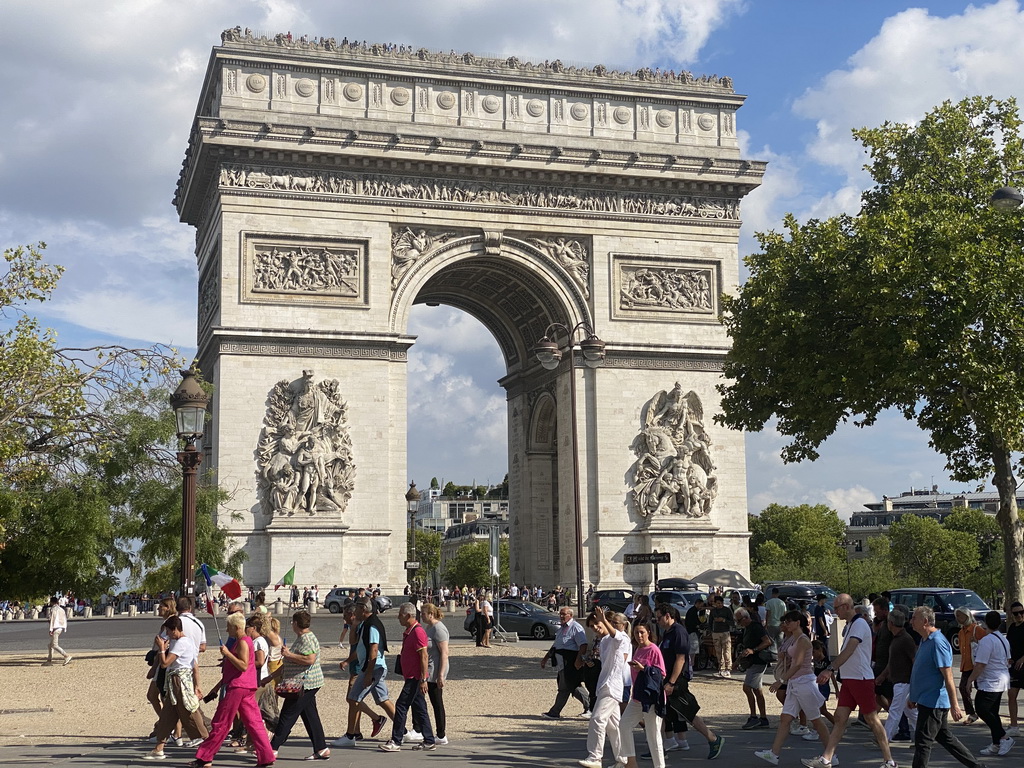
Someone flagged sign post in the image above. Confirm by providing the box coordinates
[623,550,671,590]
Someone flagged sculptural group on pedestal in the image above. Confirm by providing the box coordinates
[631,383,718,519]
[256,371,355,518]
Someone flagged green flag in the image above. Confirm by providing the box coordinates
[274,564,295,591]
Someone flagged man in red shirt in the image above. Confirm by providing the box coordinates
[379,602,436,752]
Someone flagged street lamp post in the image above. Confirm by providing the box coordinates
[169,369,210,599]
[841,539,855,595]
[533,321,605,617]
[406,481,421,592]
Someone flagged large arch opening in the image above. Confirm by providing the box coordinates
[400,240,586,589]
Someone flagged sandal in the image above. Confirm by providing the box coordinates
[186,761,213,768]
[303,748,331,761]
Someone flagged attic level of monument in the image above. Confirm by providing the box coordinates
[216,27,740,100]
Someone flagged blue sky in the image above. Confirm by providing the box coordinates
[4,0,1019,518]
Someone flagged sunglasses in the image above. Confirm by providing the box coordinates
[1014,610,1024,616]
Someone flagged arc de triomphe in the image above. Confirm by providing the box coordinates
[174,29,765,591]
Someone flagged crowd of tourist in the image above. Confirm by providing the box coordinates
[125,585,1024,768]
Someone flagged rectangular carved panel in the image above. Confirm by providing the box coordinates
[612,253,720,322]
[240,233,369,309]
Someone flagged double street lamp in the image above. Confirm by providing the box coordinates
[169,369,210,599]
[532,321,605,616]
[406,481,421,592]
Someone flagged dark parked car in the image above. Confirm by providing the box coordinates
[590,589,636,613]
[887,587,994,652]
[657,578,701,591]
[465,600,561,640]
[649,590,710,614]
[323,587,391,614]
[763,582,838,610]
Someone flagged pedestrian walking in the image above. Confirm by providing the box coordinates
[1005,601,1024,737]
[878,609,919,743]
[421,603,450,745]
[379,602,436,752]
[967,610,1013,757]
[577,607,630,768]
[617,621,667,768]
[736,607,772,730]
[189,612,275,768]
[45,596,71,666]
[755,610,830,765]
[145,616,210,759]
[955,607,988,725]
[336,597,396,747]
[801,593,897,768]
[270,610,329,761]
[905,605,986,768]
[542,607,590,718]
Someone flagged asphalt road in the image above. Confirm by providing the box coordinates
[0,607,546,654]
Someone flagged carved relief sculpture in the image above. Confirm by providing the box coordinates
[630,383,717,519]
[391,227,454,287]
[256,371,356,518]
[528,236,590,298]
[218,163,740,222]
[253,245,359,296]
[620,265,712,312]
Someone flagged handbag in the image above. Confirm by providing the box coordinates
[275,670,307,699]
[393,652,403,676]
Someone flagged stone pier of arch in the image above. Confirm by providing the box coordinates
[174,30,765,593]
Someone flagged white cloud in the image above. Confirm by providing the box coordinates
[794,0,1024,186]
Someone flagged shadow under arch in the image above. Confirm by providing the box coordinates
[389,233,592,373]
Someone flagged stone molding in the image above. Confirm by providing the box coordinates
[218,162,739,224]
[612,253,722,322]
[219,27,736,96]
[211,333,411,362]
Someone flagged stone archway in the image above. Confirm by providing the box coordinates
[175,30,764,590]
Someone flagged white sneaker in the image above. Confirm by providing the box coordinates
[998,737,1014,756]
[722,670,732,678]
[792,724,812,736]
[578,759,603,768]
[332,735,356,747]
[803,731,821,741]
[581,710,592,719]
[1007,726,1021,738]
[800,757,831,768]
[755,750,780,765]
[184,739,204,748]
[979,744,999,756]
[678,739,690,751]
[663,737,680,752]
[435,736,448,745]
[405,730,424,743]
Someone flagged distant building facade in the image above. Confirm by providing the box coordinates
[844,487,1014,558]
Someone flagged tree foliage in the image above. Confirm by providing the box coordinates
[887,514,979,587]
[407,528,442,586]
[719,97,1024,603]
[748,503,847,583]
[442,540,509,588]
[0,244,240,597]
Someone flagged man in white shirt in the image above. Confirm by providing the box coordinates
[46,597,71,665]
[969,610,1014,757]
[802,593,897,768]
[176,596,207,653]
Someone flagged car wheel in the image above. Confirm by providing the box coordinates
[531,623,549,640]
[328,602,341,614]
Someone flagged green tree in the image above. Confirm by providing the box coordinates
[442,540,509,588]
[748,503,847,583]
[429,477,439,490]
[407,528,442,586]
[717,96,1024,604]
[843,537,897,599]
[888,514,979,586]
[942,506,1003,602]
[442,481,459,498]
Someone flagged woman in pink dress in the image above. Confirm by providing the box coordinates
[188,612,275,768]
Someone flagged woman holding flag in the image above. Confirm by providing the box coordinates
[188,611,276,768]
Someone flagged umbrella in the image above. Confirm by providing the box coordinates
[690,568,755,590]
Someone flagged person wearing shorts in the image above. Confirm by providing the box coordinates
[801,594,897,768]
[735,608,772,730]
[755,610,831,765]
[336,597,396,746]
[1006,601,1024,738]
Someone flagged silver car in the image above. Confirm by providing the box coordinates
[493,600,562,640]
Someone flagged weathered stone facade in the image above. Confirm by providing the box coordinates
[175,31,764,591]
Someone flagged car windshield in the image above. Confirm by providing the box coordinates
[945,592,989,610]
